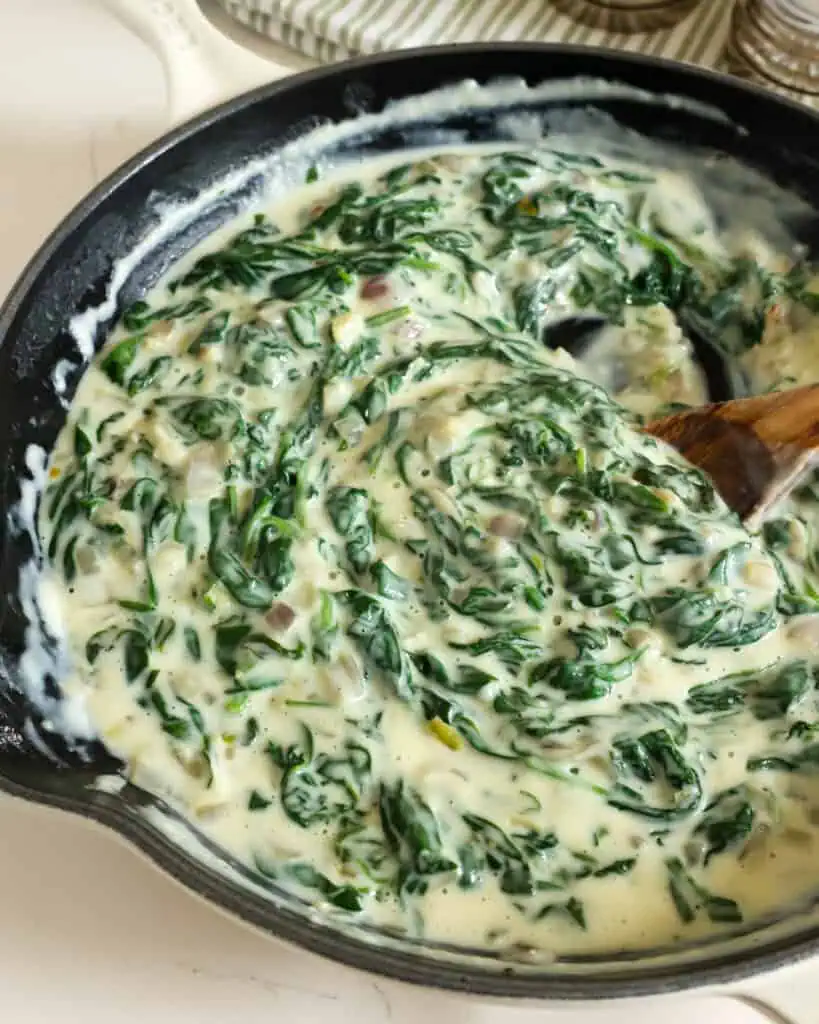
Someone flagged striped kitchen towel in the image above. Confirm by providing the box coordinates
[215,0,733,69]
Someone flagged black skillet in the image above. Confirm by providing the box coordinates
[3,44,819,1004]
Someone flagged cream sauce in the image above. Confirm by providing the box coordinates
[34,141,819,959]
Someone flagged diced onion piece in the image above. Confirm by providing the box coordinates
[396,317,425,341]
[185,449,224,499]
[787,617,819,650]
[323,378,355,419]
[75,544,99,574]
[788,519,809,561]
[145,419,188,468]
[360,275,390,300]
[471,270,498,301]
[333,410,365,447]
[330,311,364,349]
[153,542,188,579]
[487,513,525,539]
[265,602,296,631]
[741,560,780,595]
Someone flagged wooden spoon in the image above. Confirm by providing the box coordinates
[646,385,819,528]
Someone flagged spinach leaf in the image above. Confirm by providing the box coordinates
[327,487,374,574]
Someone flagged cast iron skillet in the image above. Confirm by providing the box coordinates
[4,43,819,1002]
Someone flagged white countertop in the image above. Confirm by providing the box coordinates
[0,2,805,1020]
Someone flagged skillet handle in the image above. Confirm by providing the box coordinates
[101,0,292,126]
[722,966,818,1024]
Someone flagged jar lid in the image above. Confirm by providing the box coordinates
[550,0,701,33]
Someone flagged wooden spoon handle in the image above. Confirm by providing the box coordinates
[646,384,819,524]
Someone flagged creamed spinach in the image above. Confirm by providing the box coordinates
[39,144,819,956]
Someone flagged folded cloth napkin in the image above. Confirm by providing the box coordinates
[215,0,733,67]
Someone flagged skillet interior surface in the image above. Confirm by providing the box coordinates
[4,44,819,999]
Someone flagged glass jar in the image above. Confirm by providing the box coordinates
[725,0,819,94]
[550,0,701,33]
